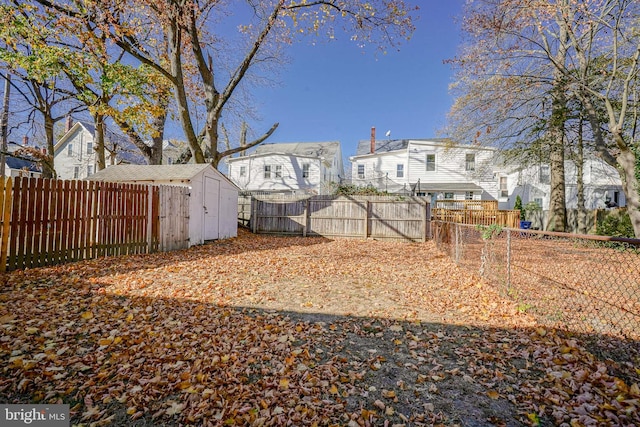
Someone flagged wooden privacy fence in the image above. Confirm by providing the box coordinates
[0,176,191,272]
[249,195,430,242]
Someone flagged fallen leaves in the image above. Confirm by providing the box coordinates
[0,229,637,425]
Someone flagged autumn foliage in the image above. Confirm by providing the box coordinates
[0,230,638,425]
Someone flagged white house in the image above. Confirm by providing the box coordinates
[3,141,42,178]
[505,157,626,211]
[87,164,239,244]
[226,141,344,195]
[53,118,145,180]
[350,129,506,204]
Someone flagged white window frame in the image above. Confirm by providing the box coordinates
[499,176,508,198]
[302,163,310,178]
[86,141,93,155]
[465,191,474,200]
[396,164,404,178]
[426,154,436,172]
[357,164,365,179]
[465,153,475,171]
[67,144,73,156]
[239,166,246,177]
[87,165,93,176]
[444,192,454,199]
[73,166,79,179]
[539,165,550,184]
[264,165,271,179]
[274,165,282,178]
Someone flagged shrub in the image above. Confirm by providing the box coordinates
[596,209,635,238]
[514,195,524,221]
[334,184,388,196]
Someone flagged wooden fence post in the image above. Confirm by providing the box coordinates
[251,198,258,234]
[364,200,370,239]
[147,186,153,253]
[0,177,11,272]
[303,198,309,237]
[422,201,428,242]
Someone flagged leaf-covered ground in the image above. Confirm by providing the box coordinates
[1,229,639,426]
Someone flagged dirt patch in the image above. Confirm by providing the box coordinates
[1,229,638,426]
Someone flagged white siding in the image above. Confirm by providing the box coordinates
[229,154,321,193]
[408,142,496,186]
[506,158,625,210]
[54,125,97,180]
[351,151,408,190]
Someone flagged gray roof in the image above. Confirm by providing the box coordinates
[86,164,212,182]
[414,182,484,192]
[252,141,340,158]
[355,138,454,156]
[356,139,409,155]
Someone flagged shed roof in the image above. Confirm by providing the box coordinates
[86,164,214,182]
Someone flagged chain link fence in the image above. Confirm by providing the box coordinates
[432,221,640,347]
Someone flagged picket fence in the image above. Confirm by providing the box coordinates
[0,176,190,272]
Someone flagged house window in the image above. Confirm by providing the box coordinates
[86,141,93,155]
[87,165,93,176]
[465,191,474,200]
[534,198,543,209]
[67,144,73,156]
[613,191,620,205]
[539,165,550,184]
[302,163,310,178]
[274,165,282,178]
[426,154,436,171]
[167,157,173,165]
[264,165,271,179]
[73,166,79,179]
[240,166,246,177]
[465,153,475,171]
[499,176,508,198]
[357,164,365,179]
[396,164,404,178]
[444,192,454,199]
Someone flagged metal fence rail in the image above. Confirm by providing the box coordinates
[432,221,640,341]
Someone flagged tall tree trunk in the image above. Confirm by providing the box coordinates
[616,143,640,237]
[546,8,569,232]
[43,114,56,179]
[546,82,568,232]
[576,119,587,234]
[93,113,106,170]
[0,74,10,178]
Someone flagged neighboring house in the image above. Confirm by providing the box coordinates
[163,139,190,165]
[87,164,239,243]
[3,141,42,178]
[53,118,145,180]
[350,130,506,204]
[226,141,344,195]
[505,157,626,211]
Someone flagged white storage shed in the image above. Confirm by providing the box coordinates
[88,164,238,245]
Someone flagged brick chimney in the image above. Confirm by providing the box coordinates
[65,115,73,133]
[22,135,28,146]
[370,127,376,154]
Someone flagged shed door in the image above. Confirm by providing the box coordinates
[204,176,219,240]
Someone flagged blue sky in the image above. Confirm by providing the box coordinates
[250,0,465,160]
